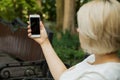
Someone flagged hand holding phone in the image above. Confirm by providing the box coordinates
[28,15,49,45]
[29,14,40,37]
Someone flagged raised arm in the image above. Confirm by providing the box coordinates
[28,21,67,80]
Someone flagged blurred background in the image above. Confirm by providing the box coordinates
[0,0,92,66]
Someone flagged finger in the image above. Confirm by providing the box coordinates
[28,29,31,33]
[28,33,31,37]
[27,25,30,29]
[40,21,45,29]
[40,21,43,26]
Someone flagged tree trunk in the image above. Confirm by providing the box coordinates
[63,0,76,34]
[56,0,64,31]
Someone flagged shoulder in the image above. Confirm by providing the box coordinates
[80,62,120,80]
[100,62,120,77]
[77,57,120,80]
[78,63,120,80]
[78,72,106,80]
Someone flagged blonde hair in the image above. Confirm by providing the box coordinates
[77,0,120,54]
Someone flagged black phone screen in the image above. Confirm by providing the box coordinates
[30,17,40,35]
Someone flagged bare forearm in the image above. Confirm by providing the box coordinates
[40,39,67,80]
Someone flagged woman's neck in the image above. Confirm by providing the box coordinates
[93,52,120,65]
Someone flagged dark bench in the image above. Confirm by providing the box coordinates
[0,18,53,80]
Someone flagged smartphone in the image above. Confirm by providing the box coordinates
[29,14,40,37]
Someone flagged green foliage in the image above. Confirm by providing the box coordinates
[0,0,40,22]
[0,0,91,22]
[41,0,56,21]
[0,0,56,22]
[52,31,85,66]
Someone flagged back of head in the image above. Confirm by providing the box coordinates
[77,0,120,54]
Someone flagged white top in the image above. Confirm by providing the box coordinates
[60,55,120,80]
